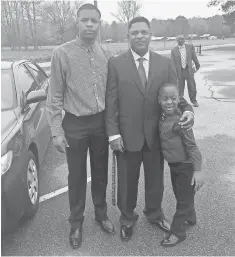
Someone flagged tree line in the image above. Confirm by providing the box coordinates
[1,0,234,50]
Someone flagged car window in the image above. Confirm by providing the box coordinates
[14,64,39,98]
[26,63,47,89]
[1,69,15,111]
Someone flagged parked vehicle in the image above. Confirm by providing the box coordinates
[1,60,51,234]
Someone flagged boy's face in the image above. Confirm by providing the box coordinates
[158,86,179,115]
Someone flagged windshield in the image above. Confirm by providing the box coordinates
[1,69,15,111]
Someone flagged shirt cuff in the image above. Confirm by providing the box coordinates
[109,134,121,142]
[51,126,65,138]
[193,162,202,172]
[183,111,194,116]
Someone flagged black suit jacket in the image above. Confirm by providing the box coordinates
[105,49,193,151]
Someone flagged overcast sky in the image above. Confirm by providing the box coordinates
[83,0,222,23]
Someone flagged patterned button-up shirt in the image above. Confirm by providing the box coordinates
[46,36,112,137]
[178,44,187,69]
[159,109,202,171]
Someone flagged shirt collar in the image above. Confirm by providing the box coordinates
[130,48,150,62]
[178,44,185,49]
[76,36,95,52]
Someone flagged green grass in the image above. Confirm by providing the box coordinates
[1,38,234,63]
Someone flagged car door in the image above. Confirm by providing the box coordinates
[24,62,51,165]
[13,63,50,166]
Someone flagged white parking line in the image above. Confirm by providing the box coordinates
[39,176,91,203]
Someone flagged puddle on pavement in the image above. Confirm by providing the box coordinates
[202,69,235,82]
[200,48,235,101]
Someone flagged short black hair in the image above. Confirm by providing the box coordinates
[128,16,150,30]
[77,3,101,19]
[159,83,179,96]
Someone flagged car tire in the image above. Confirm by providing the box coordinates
[22,150,39,219]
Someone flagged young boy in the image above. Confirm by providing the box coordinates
[158,83,204,247]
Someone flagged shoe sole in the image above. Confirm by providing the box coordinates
[69,240,82,249]
[160,237,186,247]
[120,230,132,242]
[153,223,170,233]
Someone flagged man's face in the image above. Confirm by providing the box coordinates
[77,9,100,40]
[177,36,185,46]
[158,86,179,115]
[128,22,152,56]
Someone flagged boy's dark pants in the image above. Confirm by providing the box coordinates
[168,162,196,238]
[62,111,109,229]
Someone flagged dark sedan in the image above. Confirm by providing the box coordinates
[1,60,51,234]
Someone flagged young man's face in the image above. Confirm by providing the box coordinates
[77,9,101,41]
[128,22,152,56]
[158,86,179,115]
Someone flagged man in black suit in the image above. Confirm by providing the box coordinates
[171,34,200,107]
[105,16,194,241]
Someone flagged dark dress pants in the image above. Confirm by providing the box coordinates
[168,162,196,238]
[179,68,197,104]
[62,112,109,229]
[116,140,165,227]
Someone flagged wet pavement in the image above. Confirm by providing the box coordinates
[199,45,235,102]
[2,45,235,256]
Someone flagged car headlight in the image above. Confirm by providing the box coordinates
[1,151,13,175]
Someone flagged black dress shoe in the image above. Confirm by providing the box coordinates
[69,227,82,249]
[154,219,171,232]
[96,218,115,235]
[120,225,133,241]
[161,233,186,247]
[193,101,199,107]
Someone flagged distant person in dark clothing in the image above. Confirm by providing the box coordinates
[171,35,200,107]
[158,83,204,247]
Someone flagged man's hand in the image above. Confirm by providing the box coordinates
[110,137,125,152]
[191,171,204,191]
[53,135,68,153]
[179,111,194,129]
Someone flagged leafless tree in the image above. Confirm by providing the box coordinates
[42,0,82,44]
[22,1,43,50]
[111,0,142,24]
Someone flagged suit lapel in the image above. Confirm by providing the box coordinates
[124,49,145,96]
[185,44,190,64]
[145,51,164,95]
[146,51,154,94]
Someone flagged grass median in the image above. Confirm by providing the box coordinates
[1,38,234,63]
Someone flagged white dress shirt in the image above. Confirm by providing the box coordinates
[178,44,187,69]
[131,49,150,79]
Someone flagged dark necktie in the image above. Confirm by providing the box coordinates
[137,57,147,89]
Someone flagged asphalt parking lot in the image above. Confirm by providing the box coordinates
[2,45,235,256]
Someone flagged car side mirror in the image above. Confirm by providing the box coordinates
[26,90,47,105]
